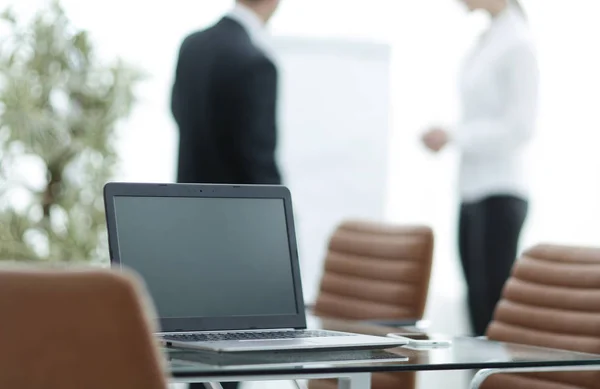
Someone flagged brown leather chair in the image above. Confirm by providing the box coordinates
[310,220,434,389]
[482,244,600,389]
[0,265,168,389]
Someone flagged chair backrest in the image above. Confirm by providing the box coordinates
[309,221,433,389]
[313,220,434,321]
[0,265,168,389]
[484,244,600,389]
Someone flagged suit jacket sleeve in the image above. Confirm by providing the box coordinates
[230,56,282,185]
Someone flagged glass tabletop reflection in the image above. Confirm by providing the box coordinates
[168,316,600,379]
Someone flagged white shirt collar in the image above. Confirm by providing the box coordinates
[489,5,527,35]
[228,3,265,39]
[474,4,529,49]
[227,3,276,60]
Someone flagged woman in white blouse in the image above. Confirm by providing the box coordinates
[422,0,539,336]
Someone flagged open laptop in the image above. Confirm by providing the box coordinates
[103,182,407,352]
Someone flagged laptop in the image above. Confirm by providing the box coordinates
[168,348,409,369]
[103,182,407,352]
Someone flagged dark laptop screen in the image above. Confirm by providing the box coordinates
[112,196,298,319]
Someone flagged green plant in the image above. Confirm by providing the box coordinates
[0,1,142,263]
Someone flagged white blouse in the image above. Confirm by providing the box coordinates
[453,6,539,203]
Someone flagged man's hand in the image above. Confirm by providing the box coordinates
[421,128,450,153]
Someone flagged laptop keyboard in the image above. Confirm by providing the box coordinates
[163,330,349,342]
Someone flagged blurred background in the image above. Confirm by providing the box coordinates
[1,0,600,387]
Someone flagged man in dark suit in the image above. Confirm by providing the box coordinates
[172,0,282,187]
[172,3,282,389]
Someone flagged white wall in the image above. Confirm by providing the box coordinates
[274,37,391,303]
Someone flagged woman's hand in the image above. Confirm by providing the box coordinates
[421,128,450,153]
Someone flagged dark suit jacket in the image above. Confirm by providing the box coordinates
[171,17,281,185]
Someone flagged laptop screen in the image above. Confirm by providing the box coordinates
[111,195,299,320]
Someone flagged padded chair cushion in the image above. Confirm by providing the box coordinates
[0,265,167,389]
[314,220,433,321]
[483,244,600,389]
[312,220,434,389]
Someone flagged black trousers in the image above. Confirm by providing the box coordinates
[189,383,238,389]
[459,194,528,336]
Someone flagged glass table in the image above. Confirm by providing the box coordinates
[168,317,600,389]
